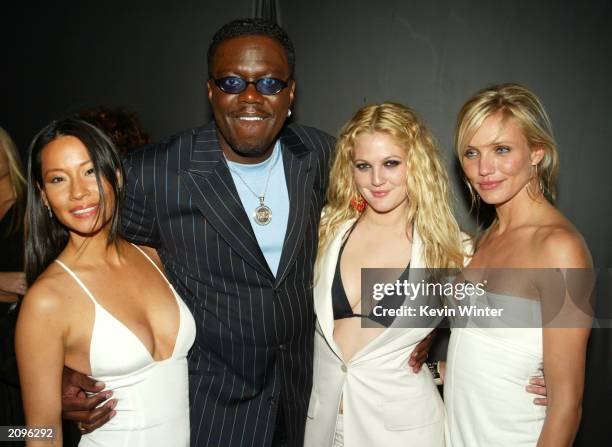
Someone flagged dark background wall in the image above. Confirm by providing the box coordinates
[3,0,611,444]
[4,1,610,267]
[285,0,612,268]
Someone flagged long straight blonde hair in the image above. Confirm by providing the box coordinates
[318,103,465,269]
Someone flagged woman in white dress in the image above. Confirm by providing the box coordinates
[304,103,467,447]
[15,119,195,446]
[443,84,592,446]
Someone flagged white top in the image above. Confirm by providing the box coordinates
[55,245,196,447]
[444,292,545,446]
[304,220,445,447]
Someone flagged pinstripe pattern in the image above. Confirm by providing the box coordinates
[122,121,334,447]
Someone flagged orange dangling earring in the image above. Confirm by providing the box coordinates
[350,194,367,213]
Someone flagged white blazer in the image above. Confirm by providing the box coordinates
[304,219,446,447]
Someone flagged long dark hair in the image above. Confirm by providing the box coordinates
[25,118,124,285]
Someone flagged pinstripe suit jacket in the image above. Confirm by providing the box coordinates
[122,121,334,447]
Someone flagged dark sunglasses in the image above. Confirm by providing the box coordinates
[212,76,289,95]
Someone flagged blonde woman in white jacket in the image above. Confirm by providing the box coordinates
[304,103,466,447]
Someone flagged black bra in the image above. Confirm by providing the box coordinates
[332,223,410,322]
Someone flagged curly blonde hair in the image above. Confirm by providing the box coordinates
[455,83,559,204]
[318,103,465,269]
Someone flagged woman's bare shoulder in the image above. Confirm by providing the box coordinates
[534,221,592,268]
[22,262,78,315]
[136,244,160,261]
[134,244,164,270]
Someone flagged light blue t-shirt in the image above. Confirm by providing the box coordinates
[225,141,289,276]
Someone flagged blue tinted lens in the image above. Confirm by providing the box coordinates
[214,77,288,95]
[216,77,247,94]
[255,78,287,95]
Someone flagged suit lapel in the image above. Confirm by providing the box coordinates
[274,125,316,286]
[314,220,356,360]
[179,123,273,279]
[351,225,428,361]
[316,220,431,363]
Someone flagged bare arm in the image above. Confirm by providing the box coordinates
[15,284,65,446]
[536,229,593,447]
[537,327,589,447]
[0,271,26,302]
[0,291,19,303]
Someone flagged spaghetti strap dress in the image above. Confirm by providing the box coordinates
[55,245,196,447]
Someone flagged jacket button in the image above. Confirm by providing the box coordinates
[267,396,277,406]
[341,364,347,373]
[279,344,286,351]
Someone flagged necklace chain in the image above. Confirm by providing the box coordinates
[227,154,276,226]
[228,156,275,201]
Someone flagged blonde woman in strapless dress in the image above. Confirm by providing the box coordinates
[443,84,592,447]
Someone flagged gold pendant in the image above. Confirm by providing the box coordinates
[253,197,272,226]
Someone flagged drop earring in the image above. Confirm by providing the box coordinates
[287,109,292,117]
[350,195,367,213]
[46,205,53,218]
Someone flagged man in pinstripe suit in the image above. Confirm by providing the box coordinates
[122,19,332,447]
[60,18,436,446]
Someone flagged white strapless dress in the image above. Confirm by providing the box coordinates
[444,293,545,446]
